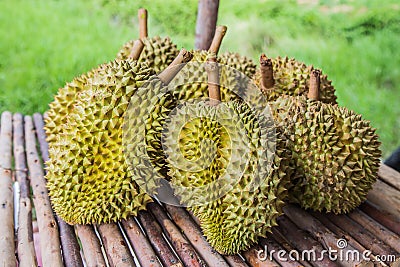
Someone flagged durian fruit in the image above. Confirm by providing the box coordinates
[253,55,337,104]
[45,42,157,224]
[270,71,381,214]
[116,9,179,73]
[162,100,291,255]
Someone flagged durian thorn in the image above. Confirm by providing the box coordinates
[205,56,220,105]
[308,69,321,101]
[138,8,148,39]
[158,49,193,85]
[208,25,227,55]
[128,39,145,60]
[260,53,274,91]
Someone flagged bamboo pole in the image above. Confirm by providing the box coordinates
[326,213,398,259]
[242,245,279,267]
[378,163,400,191]
[25,115,63,267]
[270,229,313,267]
[121,217,162,267]
[366,179,400,221]
[223,254,249,267]
[360,201,400,235]
[147,202,206,267]
[97,223,135,267]
[13,113,37,267]
[276,216,337,267]
[33,113,84,267]
[75,225,107,266]
[259,236,303,267]
[0,111,16,266]
[195,0,220,50]
[164,204,230,267]
[347,209,400,253]
[137,210,183,267]
[283,204,363,267]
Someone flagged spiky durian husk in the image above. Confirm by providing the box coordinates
[45,64,108,144]
[45,60,155,224]
[270,95,381,213]
[218,52,257,78]
[116,36,179,73]
[253,57,337,104]
[160,100,291,255]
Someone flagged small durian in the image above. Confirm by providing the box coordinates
[253,55,337,104]
[270,70,381,214]
[116,9,179,73]
[45,42,156,224]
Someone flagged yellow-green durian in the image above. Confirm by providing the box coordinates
[162,100,291,255]
[270,95,381,213]
[116,36,179,73]
[45,59,155,224]
[253,57,337,104]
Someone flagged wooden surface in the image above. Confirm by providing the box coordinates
[0,111,399,266]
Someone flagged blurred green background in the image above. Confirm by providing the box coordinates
[0,0,399,157]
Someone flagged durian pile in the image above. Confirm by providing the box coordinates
[44,8,381,255]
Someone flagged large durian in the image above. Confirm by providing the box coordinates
[116,9,179,73]
[162,100,291,255]
[45,43,157,224]
[253,55,337,104]
[270,71,381,214]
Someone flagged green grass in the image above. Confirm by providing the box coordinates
[0,0,399,157]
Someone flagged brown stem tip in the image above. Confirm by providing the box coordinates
[158,49,193,85]
[205,56,220,105]
[260,53,274,90]
[208,25,227,55]
[138,8,148,39]
[308,69,321,101]
[128,39,145,60]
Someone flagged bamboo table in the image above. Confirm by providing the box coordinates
[0,111,399,267]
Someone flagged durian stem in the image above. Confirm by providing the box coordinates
[128,39,145,60]
[158,49,193,85]
[308,69,321,100]
[260,54,274,90]
[138,8,148,39]
[208,25,227,55]
[206,56,221,105]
